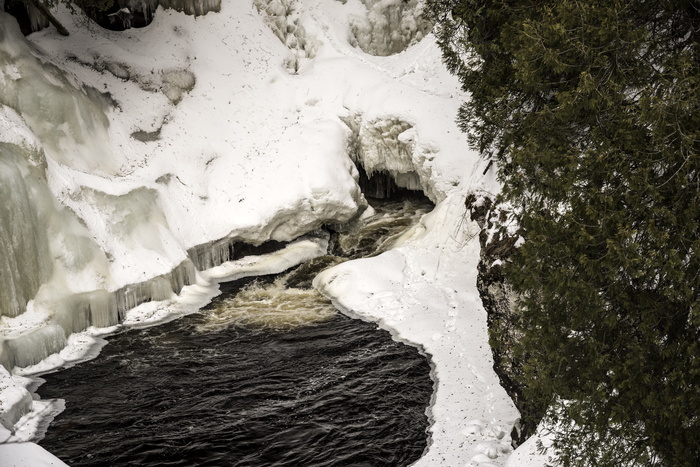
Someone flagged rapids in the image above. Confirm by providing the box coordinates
[36,195,435,466]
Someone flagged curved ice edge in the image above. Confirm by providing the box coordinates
[0,232,329,447]
[313,287,438,465]
[0,425,69,467]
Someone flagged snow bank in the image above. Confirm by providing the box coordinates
[315,194,518,466]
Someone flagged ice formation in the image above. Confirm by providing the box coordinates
[159,0,220,16]
[2,0,49,35]
[0,1,363,394]
[253,0,318,73]
[349,0,434,56]
[0,0,530,465]
[343,113,425,197]
[0,23,116,174]
[102,1,220,30]
[0,143,52,319]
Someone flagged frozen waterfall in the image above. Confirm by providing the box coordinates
[349,0,434,56]
[0,14,195,374]
[0,144,52,319]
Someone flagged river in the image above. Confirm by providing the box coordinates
[37,196,435,466]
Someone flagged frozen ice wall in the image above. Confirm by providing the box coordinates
[0,14,116,323]
[253,0,318,73]
[110,0,221,28]
[0,15,119,175]
[343,114,424,197]
[349,0,433,56]
[0,143,52,318]
[0,119,117,368]
[0,14,198,372]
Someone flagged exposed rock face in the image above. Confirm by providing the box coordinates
[3,0,48,35]
[467,194,544,447]
[6,0,221,34]
[93,0,221,31]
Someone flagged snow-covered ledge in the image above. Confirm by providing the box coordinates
[0,426,68,467]
[315,194,519,466]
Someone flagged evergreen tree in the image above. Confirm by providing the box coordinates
[428,1,699,465]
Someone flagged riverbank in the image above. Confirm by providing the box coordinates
[317,194,518,466]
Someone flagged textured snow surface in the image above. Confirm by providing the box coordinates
[315,195,518,466]
[0,0,531,464]
[0,429,68,467]
[504,427,554,467]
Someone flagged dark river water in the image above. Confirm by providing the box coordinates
[36,196,435,466]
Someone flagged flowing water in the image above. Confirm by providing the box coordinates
[37,196,435,466]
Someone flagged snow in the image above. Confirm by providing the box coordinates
[0,0,535,464]
[0,431,68,467]
[204,233,329,282]
[315,194,518,466]
[504,427,555,467]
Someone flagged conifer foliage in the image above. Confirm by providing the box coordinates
[428,1,699,465]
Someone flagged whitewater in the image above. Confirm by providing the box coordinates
[0,1,548,465]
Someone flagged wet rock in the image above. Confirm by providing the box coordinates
[467,193,545,447]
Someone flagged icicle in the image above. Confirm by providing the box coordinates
[51,290,119,336]
[113,259,196,321]
[342,114,426,198]
[0,324,67,370]
[0,146,53,318]
[169,259,197,292]
[395,172,422,191]
[159,0,221,16]
[86,290,119,329]
[187,238,288,271]
[187,238,235,271]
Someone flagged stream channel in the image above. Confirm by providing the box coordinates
[36,195,436,466]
